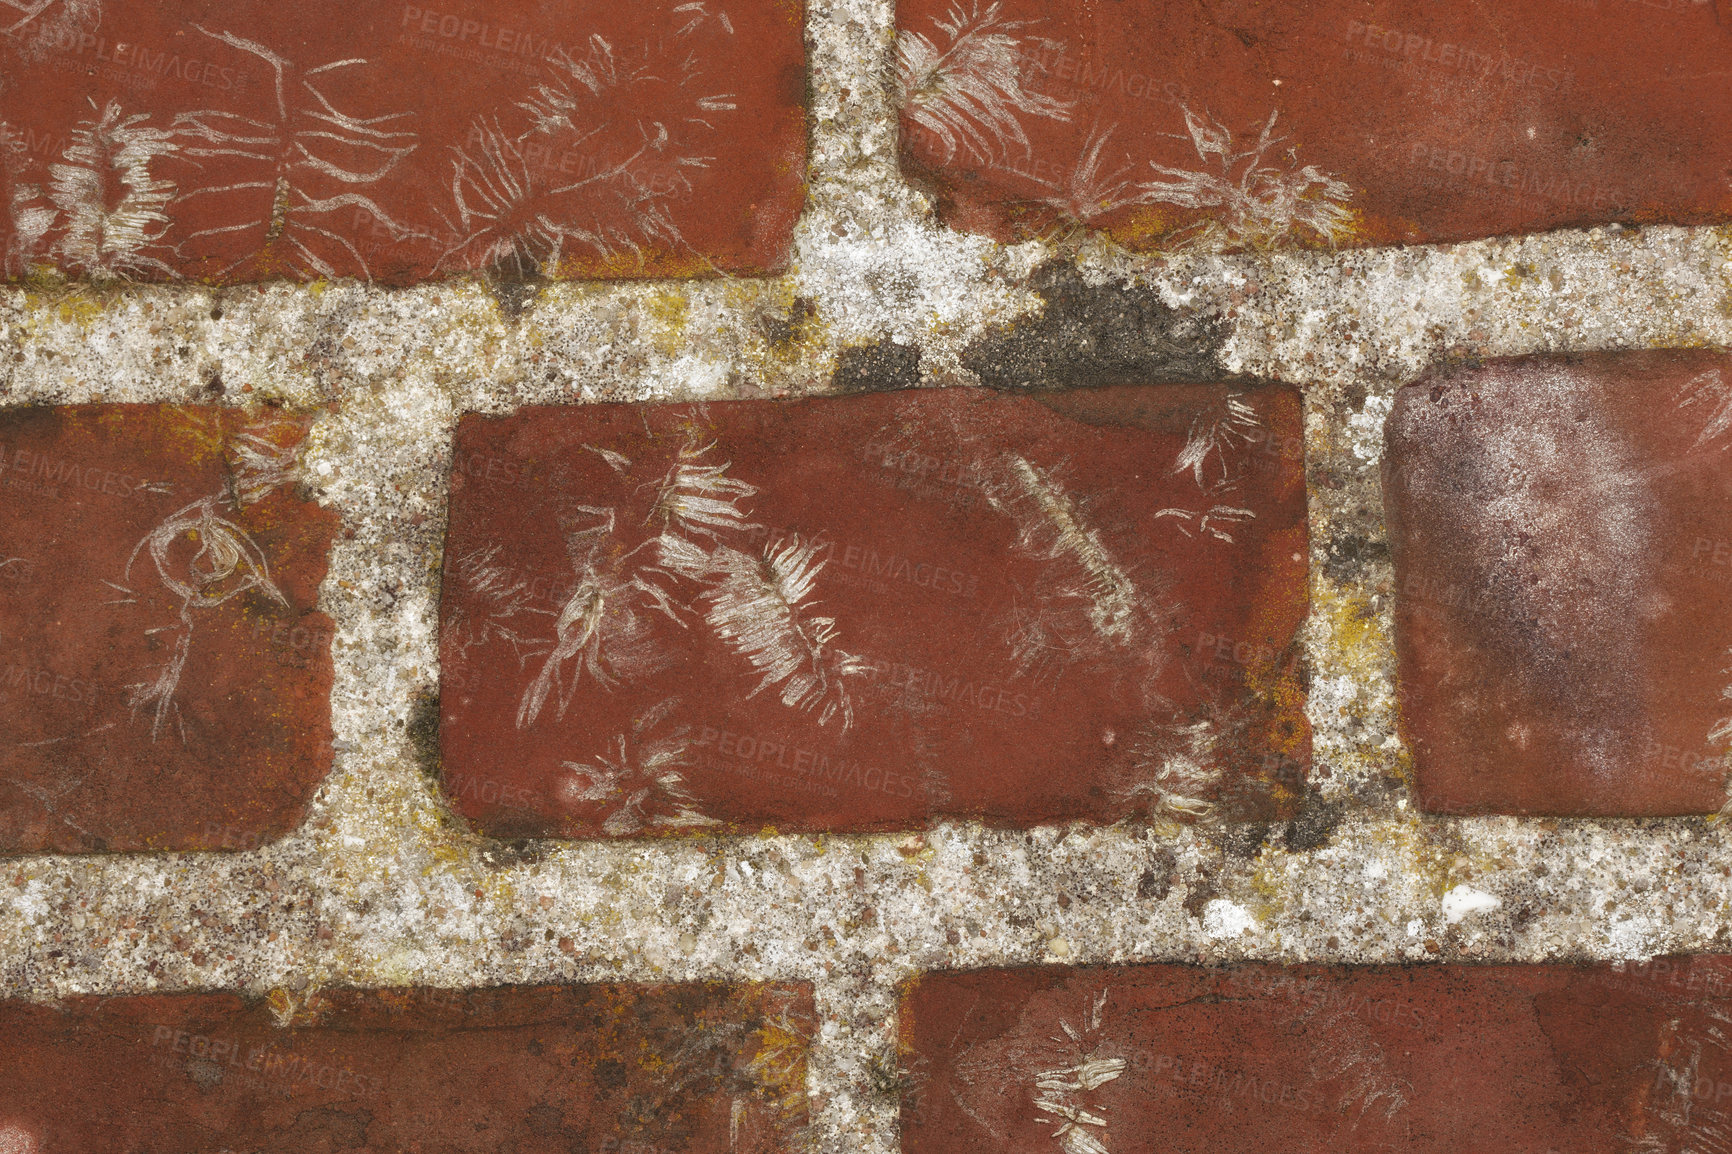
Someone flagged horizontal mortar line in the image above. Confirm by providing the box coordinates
[2,234,1726,412]
[3,929,1728,1001]
[2,811,1727,871]
[2,816,1727,981]
[0,223,1725,319]
[6,924,1725,988]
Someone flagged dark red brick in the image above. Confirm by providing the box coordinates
[439,384,1308,837]
[0,982,812,1152]
[1384,351,1732,815]
[0,0,805,284]
[0,405,337,852]
[900,958,1732,1154]
[895,0,1732,249]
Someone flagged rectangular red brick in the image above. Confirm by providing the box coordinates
[1384,351,1732,815]
[0,405,337,852]
[895,0,1732,249]
[0,0,804,284]
[439,384,1308,837]
[0,982,812,1152]
[901,958,1732,1154]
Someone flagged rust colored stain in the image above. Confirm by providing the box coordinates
[1384,352,1732,815]
[894,0,1732,250]
[0,405,337,852]
[900,959,1732,1154]
[438,384,1309,837]
[0,0,806,283]
[0,982,813,1152]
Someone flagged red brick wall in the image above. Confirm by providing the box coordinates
[2,0,1731,1149]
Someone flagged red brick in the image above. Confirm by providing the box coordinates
[439,384,1308,837]
[900,958,1732,1154]
[895,0,1732,249]
[0,0,805,284]
[0,982,812,1151]
[1384,351,1732,815]
[0,406,337,852]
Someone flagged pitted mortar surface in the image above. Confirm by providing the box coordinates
[4,0,1732,1149]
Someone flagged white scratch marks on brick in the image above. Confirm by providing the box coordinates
[895,1,1071,166]
[1140,107,1354,252]
[1033,989,1124,1154]
[701,535,867,729]
[558,728,716,835]
[48,100,178,279]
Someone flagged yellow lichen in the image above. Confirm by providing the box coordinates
[643,289,692,357]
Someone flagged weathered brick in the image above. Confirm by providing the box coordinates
[1385,351,1732,815]
[0,0,805,283]
[0,982,812,1151]
[900,958,1732,1154]
[0,406,337,852]
[895,0,1732,249]
[439,384,1309,837]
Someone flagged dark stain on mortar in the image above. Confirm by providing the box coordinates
[1283,790,1346,851]
[831,338,922,393]
[961,261,1228,391]
[478,839,554,868]
[406,689,442,787]
[487,276,544,323]
[1182,876,1218,920]
[757,296,817,349]
[1138,846,1178,901]
[1323,533,1390,587]
[1220,822,1273,861]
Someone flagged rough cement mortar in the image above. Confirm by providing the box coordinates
[5,0,1732,1149]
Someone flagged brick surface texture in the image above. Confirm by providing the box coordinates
[0,0,806,282]
[0,405,337,853]
[439,385,1308,836]
[5,0,1732,1149]
[0,982,812,1151]
[895,0,1732,249]
[1384,351,1732,815]
[901,959,1732,1154]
